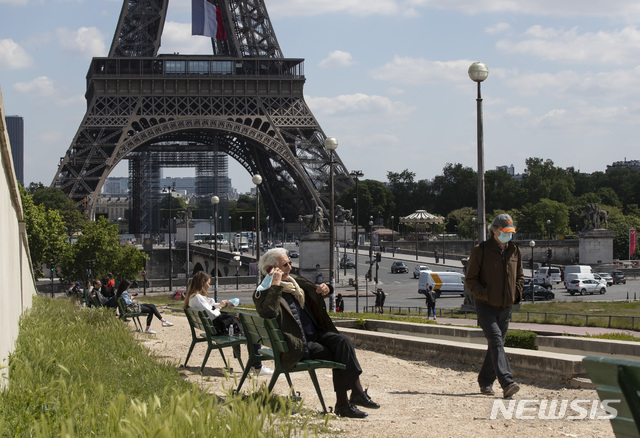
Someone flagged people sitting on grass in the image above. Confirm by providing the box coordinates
[183,271,273,376]
[115,279,173,334]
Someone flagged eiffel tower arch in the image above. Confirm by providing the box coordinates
[52,0,352,234]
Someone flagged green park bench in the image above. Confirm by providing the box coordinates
[583,355,640,437]
[117,297,144,332]
[235,311,346,414]
[183,308,246,373]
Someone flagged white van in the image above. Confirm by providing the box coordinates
[534,267,562,286]
[563,265,594,288]
[418,271,465,297]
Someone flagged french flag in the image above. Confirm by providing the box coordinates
[192,0,226,39]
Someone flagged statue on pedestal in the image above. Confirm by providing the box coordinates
[582,203,609,230]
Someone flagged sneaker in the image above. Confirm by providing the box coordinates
[480,385,495,395]
[503,382,520,399]
[252,365,274,376]
[334,403,368,418]
[144,329,156,335]
[162,321,174,327]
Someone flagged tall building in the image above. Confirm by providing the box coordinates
[4,116,24,185]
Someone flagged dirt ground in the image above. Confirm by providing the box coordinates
[140,309,615,438]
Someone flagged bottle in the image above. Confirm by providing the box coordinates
[228,325,234,336]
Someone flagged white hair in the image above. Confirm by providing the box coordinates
[258,248,289,275]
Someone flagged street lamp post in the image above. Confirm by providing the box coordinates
[391,215,395,257]
[468,61,489,243]
[209,215,213,249]
[252,174,263,285]
[368,219,373,311]
[529,240,536,277]
[343,220,348,277]
[162,186,175,292]
[211,196,219,302]
[350,170,363,313]
[251,217,255,257]
[324,136,338,312]
[239,216,243,252]
[472,217,477,247]
[547,219,551,266]
[281,217,285,244]
[228,216,232,252]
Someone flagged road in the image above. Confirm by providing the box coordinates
[217,242,639,312]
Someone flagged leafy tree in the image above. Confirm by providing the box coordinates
[20,186,70,277]
[521,158,574,205]
[431,163,476,215]
[485,168,523,212]
[59,217,147,283]
[607,210,640,259]
[337,179,394,230]
[445,207,476,239]
[517,199,569,235]
[28,184,86,235]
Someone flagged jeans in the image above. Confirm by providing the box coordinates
[475,300,514,389]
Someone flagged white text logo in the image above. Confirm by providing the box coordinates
[489,399,620,420]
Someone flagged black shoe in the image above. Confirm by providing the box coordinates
[350,389,380,409]
[334,403,368,418]
[480,385,495,396]
[503,382,520,399]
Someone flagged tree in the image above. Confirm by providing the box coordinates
[59,217,147,283]
[431,163,476,215]
[28,184,86,235]
[445,207,476,239]
[518,199,569,235]
[20,186,70,277]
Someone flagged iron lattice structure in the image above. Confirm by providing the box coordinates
[52,0,351,234]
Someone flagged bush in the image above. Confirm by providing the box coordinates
[505,329,538,350]
[0,298,322,437]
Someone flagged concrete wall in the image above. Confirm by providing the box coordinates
[0,86,37,386]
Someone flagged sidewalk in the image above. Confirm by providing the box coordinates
[430,316,640,338]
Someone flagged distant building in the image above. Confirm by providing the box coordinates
[496,164,515,176]
[607,159,640,173]
[95,196,129,221]
[102,177,129,195]
[4,115,24,185]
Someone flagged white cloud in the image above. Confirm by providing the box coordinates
[371,56,475,85]
[158,21,214,54]
[485,22,511,35]
[306,93,415,117]
[13,76,56,97]
[0,39,33,70]
[267,0,399,17]
[56,27,107,58]
[497,25,640,65]
[318,50,355,68]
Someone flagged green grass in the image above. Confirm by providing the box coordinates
[0,298,331,437]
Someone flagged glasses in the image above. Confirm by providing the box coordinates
[280,261,292,268]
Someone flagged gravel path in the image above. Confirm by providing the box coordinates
[140,310,615,438]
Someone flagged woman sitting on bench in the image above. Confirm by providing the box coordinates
[115,279,173,335]
[184,271,273,376]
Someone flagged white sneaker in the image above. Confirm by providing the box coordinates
[253,365,274,376]
[162,321,174,327]
[144,329,156,334]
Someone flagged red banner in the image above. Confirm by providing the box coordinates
[630,229,637,258]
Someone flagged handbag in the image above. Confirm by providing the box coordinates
[127,301,141,313]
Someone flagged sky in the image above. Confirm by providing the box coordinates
[2,0,640,194]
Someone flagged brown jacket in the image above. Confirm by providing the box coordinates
[253,275,336,370]
[464,237,523,308]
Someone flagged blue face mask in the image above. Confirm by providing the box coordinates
[498,232,513,244]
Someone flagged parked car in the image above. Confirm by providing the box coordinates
[595,273,613,286]
[289,250,299,258]
[566,278,607,295]
[413,265,432,279]
[534,267,562,286]
[523,277,545,288]
[522,285,555,301]
[340,257,355,268]
[391,261,408,274]
[611,270,627,284]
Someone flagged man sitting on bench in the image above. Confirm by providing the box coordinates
[253,248,380,418]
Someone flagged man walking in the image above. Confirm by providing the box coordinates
[464,214,523,399]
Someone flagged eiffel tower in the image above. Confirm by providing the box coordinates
[52,0,351,234]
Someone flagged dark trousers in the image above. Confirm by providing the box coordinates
[475,300,514,389]
[140,303,162,326]
[307,331,362,392]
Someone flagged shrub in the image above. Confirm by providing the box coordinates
[505,329,538,350]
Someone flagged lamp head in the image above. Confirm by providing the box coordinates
[324,137,338,151]
[211,196,219,205]
[468,62,489,82]
[252,174,263,185]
